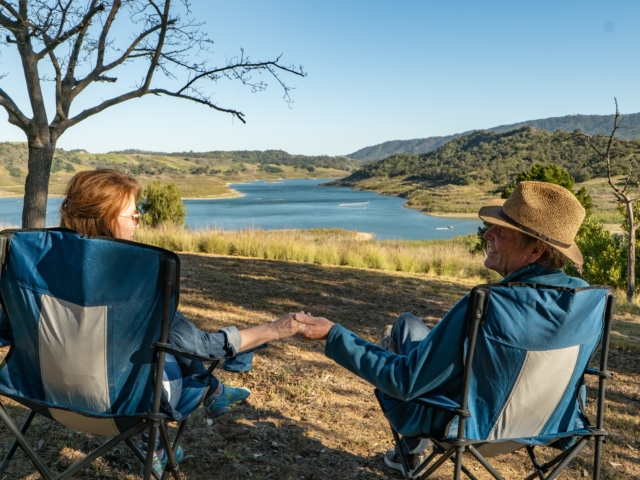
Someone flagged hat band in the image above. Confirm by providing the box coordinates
[498,208,572,249]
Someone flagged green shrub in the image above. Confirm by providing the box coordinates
[139,181,187,227]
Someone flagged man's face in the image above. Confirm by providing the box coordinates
[483,225,543,277]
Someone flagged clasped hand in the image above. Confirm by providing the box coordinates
[271,311,335,341]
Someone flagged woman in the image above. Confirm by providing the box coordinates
[60,169,306,472]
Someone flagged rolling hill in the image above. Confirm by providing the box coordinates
[348,112,640,161]
[329,126,640,217]
[0,143,360,197]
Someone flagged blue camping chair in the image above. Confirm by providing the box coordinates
[0,228,231,479]
[376,283,614,480]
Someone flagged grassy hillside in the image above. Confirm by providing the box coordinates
[331,127,640,221]
[348,112,640,161]
[0,143,357,198]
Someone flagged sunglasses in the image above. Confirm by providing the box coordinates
[119,212,141,225]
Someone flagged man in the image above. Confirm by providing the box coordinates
[294,181,588,473]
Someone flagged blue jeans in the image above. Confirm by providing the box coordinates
[389,312,431,355]
[388,313,431,454]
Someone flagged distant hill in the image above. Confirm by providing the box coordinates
[328,127,640,215]
[0,144,360,178]
[347,113,640,161]
[336,127,639,187]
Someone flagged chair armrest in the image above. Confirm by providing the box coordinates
[585,367,613,378]
[411,395,464,414]
[375,389,463,415]
[154,342,222,363]
[153,342,268,363]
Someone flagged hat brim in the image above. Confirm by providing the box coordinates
[478,199,583,267]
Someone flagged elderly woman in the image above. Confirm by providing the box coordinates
[57,169,307,472]
[292,181,588,474]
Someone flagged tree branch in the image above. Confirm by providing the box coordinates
[36,1,105,59]
[149,88,246,122]
[0,0,22,21]
[61,87,146,130]
[141,0,171,91]
[94,0,120,70]
[18,0,27,22]
[0,87,30,129]
[44,37,66,120]
[71,19,168,99]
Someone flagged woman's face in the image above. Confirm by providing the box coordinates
[115,194,139,240]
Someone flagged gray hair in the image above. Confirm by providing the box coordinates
[517,232,567,271]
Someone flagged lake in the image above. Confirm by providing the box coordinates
[0,179,482,240]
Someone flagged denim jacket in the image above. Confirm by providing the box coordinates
[168,311,255,375]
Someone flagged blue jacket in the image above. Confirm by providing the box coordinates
[324,265,589,438]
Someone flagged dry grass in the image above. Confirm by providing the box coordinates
[134,226,496,281]
[0,254,637,479]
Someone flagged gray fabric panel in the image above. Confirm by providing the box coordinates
[49,408,120,436]
[39,295,110,413]
[487,346,579,441]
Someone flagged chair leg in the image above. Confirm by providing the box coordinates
[0,403,54,480]
[545,438,589,480]
[161,418,189,480]
[390,427,413,479]
[418,447,456,479]
[593,436,603,480]
[453,446,464,480]
[0,409,37,475]
[523,445,573,480]
[447,455,479,480]
[158,421,181,480]
[58,421,149,480]
[526,446,547,480]
[144,421,159,480]
[467,445,505,480]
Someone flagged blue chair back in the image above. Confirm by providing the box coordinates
[462,284,608,444]
[0,229,179,436]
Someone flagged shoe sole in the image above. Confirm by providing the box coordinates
[383,454,405,473]
[383,450,426,476]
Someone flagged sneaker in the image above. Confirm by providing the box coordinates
[204,384,251,418]
[384,445,427,475]
[380,325,396,353]
[142,445,184,476]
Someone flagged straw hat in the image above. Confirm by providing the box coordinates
[478,181,585,266]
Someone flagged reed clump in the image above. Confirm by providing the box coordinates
[135,225,494,280]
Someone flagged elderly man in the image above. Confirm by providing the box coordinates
[294,181,588,473]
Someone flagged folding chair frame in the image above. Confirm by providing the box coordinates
[0,235,229,480]
[377,285,615,480]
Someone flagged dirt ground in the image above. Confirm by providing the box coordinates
[0,253,638,479]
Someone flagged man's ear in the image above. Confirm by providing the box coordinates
[528,241,547,264]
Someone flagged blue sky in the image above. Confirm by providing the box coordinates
[1,0,639,156]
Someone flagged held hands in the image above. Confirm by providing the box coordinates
[270,311,335,341]
[292,312,334,341]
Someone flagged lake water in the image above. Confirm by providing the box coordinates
[0,179,482,240]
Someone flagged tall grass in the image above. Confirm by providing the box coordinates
[135,226,496,280]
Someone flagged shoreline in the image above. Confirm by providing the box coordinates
[183,183,245,200]
[423,211,478,218]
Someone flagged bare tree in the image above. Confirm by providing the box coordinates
[0,0,305,227]
[573,99,640,302]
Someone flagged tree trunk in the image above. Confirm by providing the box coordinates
[626,201,636,303]
[22,139,56,228]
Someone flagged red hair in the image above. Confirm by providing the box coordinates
[60,169,141,238]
